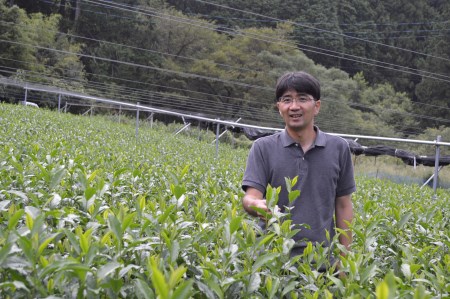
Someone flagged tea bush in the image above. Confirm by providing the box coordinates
[0,104,449,298]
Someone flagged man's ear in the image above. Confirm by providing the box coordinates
[314,100,321,115]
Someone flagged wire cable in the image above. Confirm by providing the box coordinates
[192,0,450,63]
[83,0,450,82]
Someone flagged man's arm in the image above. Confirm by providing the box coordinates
[335,194,353,253]
[242,187,269,218]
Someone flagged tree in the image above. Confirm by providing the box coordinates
[73,0,164,93]
[0,1,85,92]
[414,1,450,128]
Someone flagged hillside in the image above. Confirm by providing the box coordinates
[1,0,449,136]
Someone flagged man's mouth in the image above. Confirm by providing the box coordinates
[289,113,302,119]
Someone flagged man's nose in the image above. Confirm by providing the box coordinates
[289,99,301,109]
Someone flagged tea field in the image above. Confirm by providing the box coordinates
[0,103,449,298]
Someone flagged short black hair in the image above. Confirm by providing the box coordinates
[275,71,321,101]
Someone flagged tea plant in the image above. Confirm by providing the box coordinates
[0,103,449,298]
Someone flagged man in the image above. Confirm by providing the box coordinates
[242,71,355,266]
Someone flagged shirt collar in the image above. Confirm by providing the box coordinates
[281,126,327,148]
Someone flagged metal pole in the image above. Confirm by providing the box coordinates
[136,102,140,139]
[90,102,93,117]
[215,122,220,158]
[150,113,154,128]
[212,117,242,143]
[118,105,122,124]
[432,135,441,195]
[58,94,61,113]
[24,88,28,104]
[421,166,443,189]
[64,102,67,113]
[175,123,191,135]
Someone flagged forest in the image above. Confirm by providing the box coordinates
[0,0,449,142]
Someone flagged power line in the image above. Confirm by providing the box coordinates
[0,20,266,74]
[0,39,274,91]
[184,12,450,28]
[18,0,446,82]
[83,0,450,82]
[192,0,450,63]
[2,2,447,135]
[2,63,448,137]
[2,51,450,128]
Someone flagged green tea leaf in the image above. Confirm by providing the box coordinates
[108,214,123,241]
[252,252,279,272]
[376,281,389,299]
[38,233,58,256]
[151,266,168,299]
[288,190,300,204]
[171,280,194,299]
[248,272,261,293]
[0,243,12,265]
[0,200,11,211]
[229,216,242,235]
[84,186,96,201]
[50,167,66,189]
[281,280,298,297]
[135,279,155,299]
[7,190,28,202]
[97,261,121,281]
[8,209,24,230]
[204,278,223,299]
[168,266,187,289]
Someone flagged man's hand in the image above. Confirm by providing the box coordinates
[335,194,353,253]
[242,187,270,219]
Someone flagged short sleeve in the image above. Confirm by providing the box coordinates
[242,141,269,195]
[336,142,356,197]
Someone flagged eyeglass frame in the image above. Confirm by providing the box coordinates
[278,94,316,105]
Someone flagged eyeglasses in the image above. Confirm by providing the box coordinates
[278,95,315,105]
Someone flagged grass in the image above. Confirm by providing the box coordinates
[354,155,450,189]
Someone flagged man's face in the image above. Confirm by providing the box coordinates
[276,89,320,132]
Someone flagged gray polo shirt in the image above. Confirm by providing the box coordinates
[242,127,356,251]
